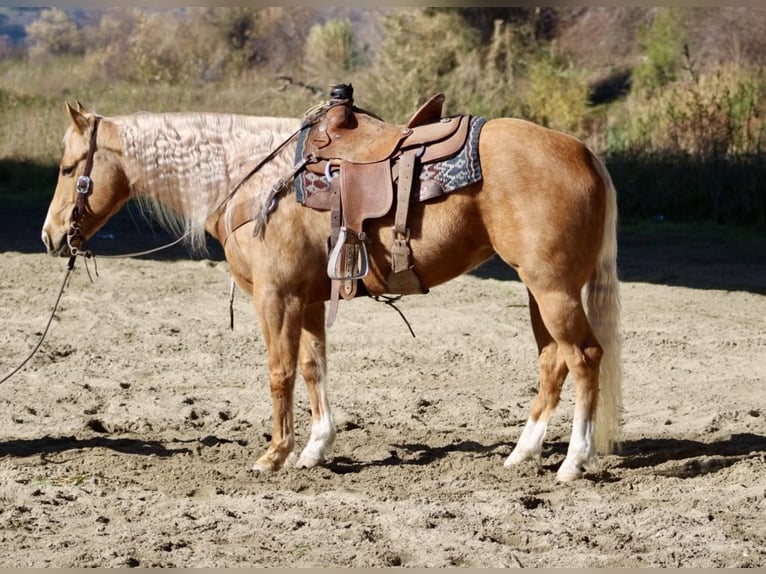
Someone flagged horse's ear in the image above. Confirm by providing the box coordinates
[76,100,90,114]
[65,101,90,135]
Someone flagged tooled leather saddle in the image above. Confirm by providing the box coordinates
[296,84,480,325]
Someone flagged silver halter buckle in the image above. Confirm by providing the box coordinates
[76,175,92,194]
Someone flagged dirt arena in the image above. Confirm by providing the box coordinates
[1,208,764,567]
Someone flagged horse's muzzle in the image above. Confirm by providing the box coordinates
[41,229,72,257]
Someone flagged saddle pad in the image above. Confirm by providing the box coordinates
[294,116,487,205]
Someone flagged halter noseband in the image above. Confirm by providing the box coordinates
[67,115,101,258]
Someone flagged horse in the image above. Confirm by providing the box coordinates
[41,100,622,482]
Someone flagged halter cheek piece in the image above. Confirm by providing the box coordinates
[67,116,101,259]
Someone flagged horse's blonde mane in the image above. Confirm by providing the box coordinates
[114,112,300,253]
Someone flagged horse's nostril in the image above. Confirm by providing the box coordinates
[41,230,67,256]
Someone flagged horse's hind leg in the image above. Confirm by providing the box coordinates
[505,290,568,467]
[533,288,603,482]
[295,301,337,469]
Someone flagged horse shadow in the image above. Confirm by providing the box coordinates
[2,431,763,482]
[0,434,192,461]
[326,439,508,475]
[324,432,766,480]
[0,432,256,462]
[613,432,766,478]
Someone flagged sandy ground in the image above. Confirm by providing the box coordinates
[0,209,764,567]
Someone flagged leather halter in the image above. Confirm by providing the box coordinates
[67,116,101,258]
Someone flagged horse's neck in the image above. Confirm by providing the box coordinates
[117,113,300,222]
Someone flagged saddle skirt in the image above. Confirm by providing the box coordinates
[295,115,486,210]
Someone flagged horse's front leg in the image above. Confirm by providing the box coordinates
[295,301,336,468]
[252,290,304,473]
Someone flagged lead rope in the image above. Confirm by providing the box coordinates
[98,231,190,260]
[70,231,191,283]
[0,229,193,387]
[0,256,77,385]
[0,115,102,385]
[228,277,236,330]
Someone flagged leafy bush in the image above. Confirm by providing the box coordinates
[24,8,83,60]
[519,46,590,135]
[607,64,764,157]
[631,8,686,95]
[304,19,355,84]
[354,8,479,121]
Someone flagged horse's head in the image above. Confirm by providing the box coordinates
[42,102,130,257]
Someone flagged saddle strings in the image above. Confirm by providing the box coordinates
[212,113,320,222]
[371,295,416,338]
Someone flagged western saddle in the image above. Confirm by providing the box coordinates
[297,84,473,325]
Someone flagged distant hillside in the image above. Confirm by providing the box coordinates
[0,7,385,46]
[556,7,766,78]
[4,7,766,77]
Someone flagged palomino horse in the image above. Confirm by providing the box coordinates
[42,101,622,481]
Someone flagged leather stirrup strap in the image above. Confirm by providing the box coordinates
[329,171,342,245]
[391,149,417,275]
[393,149,416,239]
[326,174,343,327]
[388,149,427,294]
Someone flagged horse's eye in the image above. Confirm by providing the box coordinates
[61,165,75,177]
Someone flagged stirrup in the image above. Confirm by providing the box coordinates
[327,227,368,281]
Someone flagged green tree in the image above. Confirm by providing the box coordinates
[632,8,686,95]
[25,8,83,59]
[304,19,354,84]
[522,47,590,135]
[358,8,478,121]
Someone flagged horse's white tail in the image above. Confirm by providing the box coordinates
[586,152,623,454]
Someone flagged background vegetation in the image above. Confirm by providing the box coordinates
[1,6,764,229]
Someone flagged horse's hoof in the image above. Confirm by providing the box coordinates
[556,462,585,482]
[504,452,524,467]
[252,454,290,474]
[503,448,541,467]
[250,463,274,475]
[295,454,322,469]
